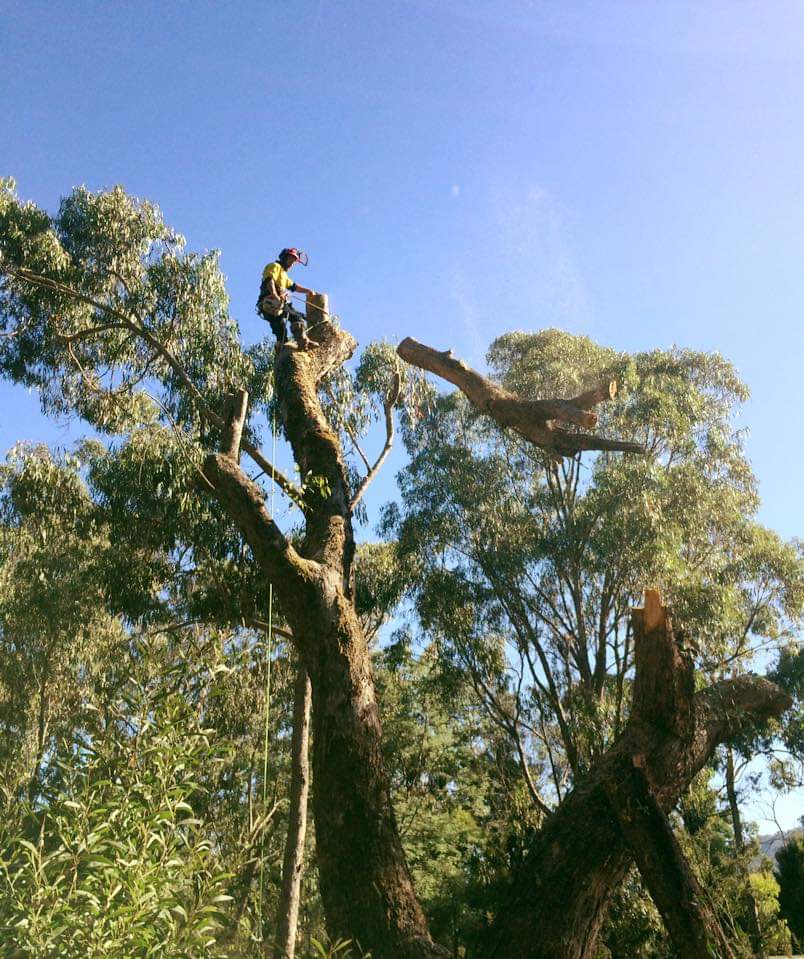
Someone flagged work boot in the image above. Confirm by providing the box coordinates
[290,319,317,350]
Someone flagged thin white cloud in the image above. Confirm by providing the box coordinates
[488,180,593,333]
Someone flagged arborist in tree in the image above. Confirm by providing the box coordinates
[256,247,318,349]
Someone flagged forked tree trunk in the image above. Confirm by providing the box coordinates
[482,593,789,959]
[274,666,312,959]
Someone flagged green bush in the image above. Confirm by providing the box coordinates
[0,688,233,958]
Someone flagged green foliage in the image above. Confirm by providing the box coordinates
[389,328,804,795]
[354,542,414,642]
[747,869,793,956]
[769,647,804,781]
[0,663,233,957]
[308,937,371,958]
[375,643,541,952]
[775,826,804,949]
[597,870,670,959]
[0,181,249,435]
[0,444,310,954]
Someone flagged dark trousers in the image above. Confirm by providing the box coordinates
[259,303,306,344]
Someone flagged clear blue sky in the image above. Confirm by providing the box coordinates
[2,0,803,830]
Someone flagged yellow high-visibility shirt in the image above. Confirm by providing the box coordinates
[261,260,296,292]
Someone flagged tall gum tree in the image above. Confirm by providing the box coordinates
[0,181,444,957]
[0,181,793,958]
[395,336,800,956]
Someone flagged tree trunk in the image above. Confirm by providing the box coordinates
[481,593,790,959]
[27,670,49,804]
[202,310,448,959]
[274,667,312,959]
[726,747,764,956]
[301,590,440,958]
[605,757,735,959]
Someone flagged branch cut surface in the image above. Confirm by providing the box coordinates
[278,293,357,384]
[630,589,695,736]
[397,336,644,457]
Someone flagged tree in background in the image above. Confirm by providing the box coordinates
[392,333,802,956]
[775,825,804,951]
[391,331,803,791]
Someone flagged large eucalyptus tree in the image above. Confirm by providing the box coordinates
[0,180,794,958]
[0,180,446,957]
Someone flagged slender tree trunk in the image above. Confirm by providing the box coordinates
[274,666,312,959]
[726,747,764,956]
[27,671,49,804]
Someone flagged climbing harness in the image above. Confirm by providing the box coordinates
[255,290,339,349]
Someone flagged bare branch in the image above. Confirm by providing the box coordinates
[351,370,401,510]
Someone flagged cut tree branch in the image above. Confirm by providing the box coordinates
[631,589,694,736]
[397,336,644,457]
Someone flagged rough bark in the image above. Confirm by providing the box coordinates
[483,592,790,959]
[275,666,312,959]
[605,757,735,959]
[202,300,447,959]
[397,336,644,457]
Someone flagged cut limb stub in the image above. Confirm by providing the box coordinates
[221,388,249,462]
[396,336,645,458]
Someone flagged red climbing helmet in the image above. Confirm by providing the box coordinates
[278,247,308,266]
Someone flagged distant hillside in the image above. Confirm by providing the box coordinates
[752,826,803,870]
